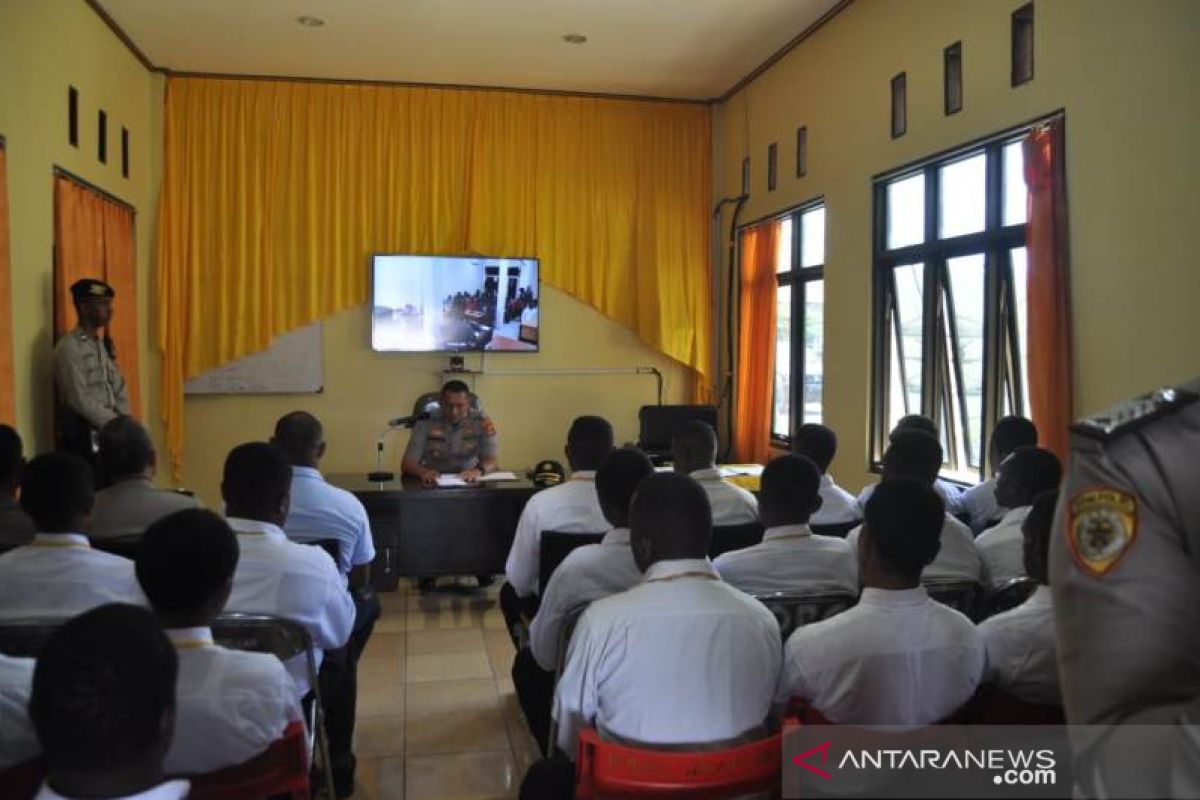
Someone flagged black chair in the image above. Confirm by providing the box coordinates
[978,576,1039,620]
[923,579,984,620]
[637,405,718,462]
[544,604,589,756]
[708,522,764,559]
[754,592,857,640]
[538,530,605,595]
[811,520,860,538]
[90,534,142,559]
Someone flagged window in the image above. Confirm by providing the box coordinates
[872,128,1034,482]
[771,201,826,443]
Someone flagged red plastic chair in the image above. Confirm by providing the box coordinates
[574,727,781,799]
[0,756,45,800]
[184,720,309,800]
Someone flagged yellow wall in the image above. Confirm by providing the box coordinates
[0,0,164,454]
[713,0,1200,492]
[181,287,695,507]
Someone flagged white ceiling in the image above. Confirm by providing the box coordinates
[96,0,843,100]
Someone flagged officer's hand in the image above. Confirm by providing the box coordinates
[459,467,483,483]
[420,468,440,488]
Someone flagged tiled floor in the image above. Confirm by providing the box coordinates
[351,580,539,800]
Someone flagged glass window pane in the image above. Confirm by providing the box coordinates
[775,217,793,274]
[947,254,986,469]
[773,283,792,438]
[803,280,824,424]
[893,263,925,430]
[801,206,826,267]
[1011,246,1030,415]
[1004,140,1027,226]
[887,173,925,249]
[888,328,906,434]
[939,153,986,238]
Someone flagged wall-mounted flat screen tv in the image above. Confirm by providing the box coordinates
[371,255,540,353]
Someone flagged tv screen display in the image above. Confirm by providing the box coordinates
[372,255,540,353]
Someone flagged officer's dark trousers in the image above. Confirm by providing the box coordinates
[499,582,540,650]
[519,754,575,799]
[318,587,382,775]
[511,646,556,753]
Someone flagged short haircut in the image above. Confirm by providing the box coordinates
[791,423,837,473]
[566,415,614,470]
[98,416,155,477]
[136,509,239,617]
[760,454,821,520]
[273,411,323,464]
[991,416,1038,460]
[883,429,943,484]
[20,452,94,531]
[30,604,177,774]
[890,414,938,441]
[1023,490,1058,584]
[0,424,22,486]
[441,379,471,396]
[864,478,945,576]
[1005,446,1063,497]
[221,442,291,513]
[671,420,718,464]
[595,447,655,528]
[629,472,711,558]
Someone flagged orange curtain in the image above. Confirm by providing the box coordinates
[53,175,142,416]
[0,145,13,425]
[733,221,781,463]
[1023,119,1073,462]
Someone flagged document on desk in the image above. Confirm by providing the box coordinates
[436,471,519,487]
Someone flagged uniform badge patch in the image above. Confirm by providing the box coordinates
[483,418,497,436]
[1067,488,1138,577]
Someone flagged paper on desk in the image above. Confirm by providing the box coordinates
[478,471,517,482]
[436,471,518,487]
[436,474,469,487]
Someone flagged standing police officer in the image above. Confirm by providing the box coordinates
[53,279,131,463]
[1050,378,1200,798]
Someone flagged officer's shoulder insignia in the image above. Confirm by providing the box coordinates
[482,418,497,436]
[1067,487,1138,578]
[1072,387,1199,441]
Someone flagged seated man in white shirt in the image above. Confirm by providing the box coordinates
[976,447,1062,587]
[90,416,200,541]
[779,478,984,726]
[29,603,189,800]
[221,442,355,699]
[847,431,983,585]
[135,508,302,776]
[0,653,37,771]
[857,415,964,516]
[979,490,1062,707]
[791,423,861,528]
[959,416,1038,534]
[515,447,655,749]
[671,419,758,525]
[500,415,614,635]
[714,453,858,596]
[0,452,143,620]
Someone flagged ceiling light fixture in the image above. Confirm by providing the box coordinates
[562,33,587,44]
[296,15,325,27]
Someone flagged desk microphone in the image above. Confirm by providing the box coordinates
[387,411,431,428]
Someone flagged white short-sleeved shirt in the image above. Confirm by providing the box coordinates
[778,586,984,727]
[979,586,1061,706]
[553,558,780,758]
[858,478,964,517]
[713,525,859,597]
[504,472,610,597]
[689,468,759,526]
[976,506,1032,588]
[0,534,145,620]
[283,466,376,576]
[0,653,37,770]
[36,781,190,800]
[847,514,984,585]
[163,627,303,775]
[959,477,1006,534]
[225,518,356,694]
[528,527,643,671]
[812,475,862,526]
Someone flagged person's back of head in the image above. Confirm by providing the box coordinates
[1022,490,1057,585]
[271,411,325,468]
[20,452,95,533]
[990,416,1038,466]
[98,416,156,481]
[995,446,1062,509]
[221,442,291,525]
[595,447,655,529]
[881,429,943,486]
[0,424,24,494]
[30,603,177,798]
[670,420,718,474]
[861,478,945,586]
[565,415,614,472]
[791,423,837,474]
[628,472,711,572]
[136,509,239,628]
[760,454,822,528]
[889,414,938,442]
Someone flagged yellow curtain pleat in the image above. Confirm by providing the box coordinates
[157,77,712,476]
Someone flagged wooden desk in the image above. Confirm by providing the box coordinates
[327,473,538,591]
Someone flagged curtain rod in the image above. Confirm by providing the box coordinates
[52,167,137,214]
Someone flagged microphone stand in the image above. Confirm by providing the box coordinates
[368,427,398,483]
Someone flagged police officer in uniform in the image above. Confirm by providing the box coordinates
[53,279,131,466]
[1050,377,1200,798]
[401,379,499,590]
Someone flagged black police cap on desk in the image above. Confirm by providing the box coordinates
[70,278,115,301]
[532,460,565,488]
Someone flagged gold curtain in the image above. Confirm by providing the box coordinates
[157,77,712,474]
[733,222,781,464]
[0,145,13,424]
